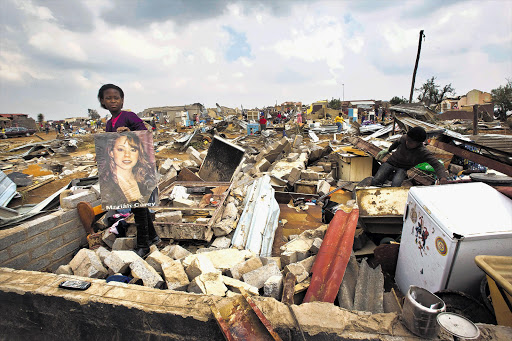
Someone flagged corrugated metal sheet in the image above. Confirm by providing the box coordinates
[0,171,17,207]
[231,175,280,257]
[469,134,512,155]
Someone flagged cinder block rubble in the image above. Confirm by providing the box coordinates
[69,248,108,279]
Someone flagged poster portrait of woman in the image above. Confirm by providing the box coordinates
[94,130,157,210]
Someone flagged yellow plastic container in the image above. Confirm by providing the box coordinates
[475,255,512,326]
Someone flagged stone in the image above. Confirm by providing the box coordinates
[146,250,174,273]
[317,180,331,197]
[293,135,303,148]
[104,250,141,273]
[112,237,136,251]
[188,272,227,296]
[242,263,281,289]
[155,211,182,223]
[55,264,73,275]
[200,248,252,273]
[173,198,196,208]
[185,254,218,280]
[229,257,263,280]
[300,171,320,181]
[263,275,283,299]
[213,218,236,237]
[129,259,164,288]
[102,229,117,248]
[286,167,302,185]
[186,146,203,166]
[280,251,297,267]
[211,236,232,249]
[61,191,97,210]
[161,244,192,260]
[299,255,316,272]
[310,238,323,254]
[284,263,308,283]
[222,202,238,220]
[255,159,270,173]
[95,246,111,264]
[281,237,314,253]
[162,260,189,291]
[286,153,299,162]
[69,248,108,279]
[260,256,282,270]
[222,276,259,296]
[159,158,173,175]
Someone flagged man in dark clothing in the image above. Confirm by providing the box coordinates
[371,127,448,187]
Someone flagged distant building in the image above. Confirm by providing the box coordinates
[0,113,36,129]
[141,104,205,125]
[458,89,492,109]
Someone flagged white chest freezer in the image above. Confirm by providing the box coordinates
[395,182,512,297]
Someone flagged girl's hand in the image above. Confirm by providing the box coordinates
[116,127,130,133]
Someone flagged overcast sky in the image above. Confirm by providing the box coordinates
[1,0,511,120]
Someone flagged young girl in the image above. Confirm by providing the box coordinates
[98,84,159,257]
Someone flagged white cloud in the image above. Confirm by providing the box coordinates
[201,47,216,64]
[15,0,54,21]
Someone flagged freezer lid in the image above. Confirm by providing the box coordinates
[408,182,512,237]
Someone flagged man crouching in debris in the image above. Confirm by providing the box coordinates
[98,84,160,257]
[371,127,449,187]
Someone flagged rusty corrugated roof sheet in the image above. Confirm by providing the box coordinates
[469,134,512,155]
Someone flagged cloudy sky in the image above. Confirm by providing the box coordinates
[1,0,511,120]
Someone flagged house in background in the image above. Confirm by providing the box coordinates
[0,113,36,129]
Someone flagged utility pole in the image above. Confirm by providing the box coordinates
[342,84,345,102]
[409,30,425,103]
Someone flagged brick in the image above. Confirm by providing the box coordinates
[55,264,73,275]
[188,272,227,296]
[25,256,51,271]
[49,219,81,239]
[229,257,263,280]
[102,229,117,248]
[284,263,308,283]
[199,249,251,272]
[51,240,80,262]
[255,159,270,173]
[95,246,110,264]
[263,275,283,299]
[61,191,97,210]
[61,225,85,244]
[299,255,316,273]
[242,263,281,289]
[53,208,79,223]
[0,249,9,263]
[8,233,49,258]
[104,250,141,273]
[185,255,217,281]
[300,171,320,180]
[112,237,136,251]
[286,167,302,185]
[310,238,322,254]
[222,275,259,296]
[186,146,203,166]
[69,248,108,278]
[129,259,164,288]
[260,256,282,270]
[25,215,60,238]
[161,244,192,260]
[3,253,30,270]
[146,250,173,273]
[161,260,189,291]
[0,226,28,251]
[211,236,231,249]
[293,135,303,148]
[280,251,297,267]
[31,237,63,259]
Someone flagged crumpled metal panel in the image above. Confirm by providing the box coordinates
[231,175,280,257]
[0,171,17,207]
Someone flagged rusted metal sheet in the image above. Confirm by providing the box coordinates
[199,135,245,182]
[431,140,512,176]
[356,187,409,217]
[177,167,204,182]
[211,291,282,341]
[304,207,359,303]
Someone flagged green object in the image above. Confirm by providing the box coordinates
[376,149,389,161]
[415,160,445,175]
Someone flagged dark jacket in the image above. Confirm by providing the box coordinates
[387,135,448,179]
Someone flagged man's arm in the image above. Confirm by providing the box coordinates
[423,153,449,181]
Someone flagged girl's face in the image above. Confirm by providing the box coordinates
[110,136,139,171]
[101,88,124,114]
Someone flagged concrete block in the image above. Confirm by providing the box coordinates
[69,248,108,279]
[188,272,227,296]
[284,263,308,283]
[293,135,303,148]
[286,167,302,185]
[112,237,136,251]
[242,263,281,289]
[159,158,173,175]
[26,214,59,238]
[161,244,192,260]
[195,217,209,224]
[288,234,299,241]
[95,246,111,264]
[286,153,299,162]
[213,218,236,237]
[280,251,297,267]
[162,260,189,291]
[296,250,309,262]
[155,211,182,223]
[263,274,283,299]
[229,257,263,280]
[211,236,231,249]
[102,229,117,248]
[300,171,320,181]
[281,236,314,253]
[104,250,141,273]
[55,264,73,275]
[298,255,316,273]
[186,146,203,166]
[260,256,282,270]
[173,198,196,208]
[90,184,101,199]
[129,259,164,288]
[310,238,322,254]
[222,275,259,296]
[221,202,238,220]
[146,250,174,273]
[317,180,330,197]
[61,191,97,210]
[199,248,251,273]
[255,159,270,173]
[185,254,217,280]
